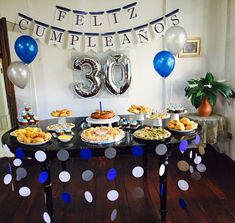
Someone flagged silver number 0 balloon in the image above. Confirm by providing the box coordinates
[73,57,102,97]
[105,54,131,95]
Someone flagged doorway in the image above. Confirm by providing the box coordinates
[0,17,17,128]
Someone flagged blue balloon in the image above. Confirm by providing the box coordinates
[153,51,175,78]
[14,35,38,64]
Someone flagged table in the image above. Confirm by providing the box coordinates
[1,117,199,222]
[187,113,226,145]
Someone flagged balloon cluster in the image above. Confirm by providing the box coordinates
[153,26,187,78]
[7,35,38,89]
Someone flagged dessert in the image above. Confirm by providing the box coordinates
[90,110,115,119]
[167,117,198,131]
[50,109,73,117]
[46,123,75,131]
[128,105,151,114]
[167,104,186,113]
[11,127,51,145]
[148,113,170,119]
[81,126,125,143]
[133,127,171,140]
[130,120,138,127]
[18,105,39,126]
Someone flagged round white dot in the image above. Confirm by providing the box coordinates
[19,186,31,197]
[194,156,202,165]
[59,171,71,183]
[132,166,144,178]
[104,148,117,159]
[189,165,194,173]
[3,174,12,185]
[107,190,119,201]
[13,158,22,167]
[159,164,165,176]
[35,151,47,162]
[177,180,189,191]
[84,191,93,203]
[155,144,168,155]
[82,170,94,182]
[43,212,51,223]
[196,163,206,172]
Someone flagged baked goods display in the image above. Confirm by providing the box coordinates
[147,113,170,119]
[128,105,151,114]
[46,123,75,131]
[17,105,39,126]
[81,126,125,144]
[133,127,171,141]
[167,104,186,113]
[50,109,73,117]
[11,127,51,145]
[90,110,115,119]
[167,117,198,131]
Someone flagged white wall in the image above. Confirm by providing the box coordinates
[0,0,210,119]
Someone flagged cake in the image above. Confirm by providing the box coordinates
[167,104,186,113]
[90,110,115,119]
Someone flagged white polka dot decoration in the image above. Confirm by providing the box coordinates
[177,180,189,191]
[155,144,168,156]
[82,170,94,182]
[35,151,47,162]
[189,165,194,173]
[111,209,118,222]
[13,158,22,167]
[43,212,51,223]
[59,171,71,183]
[132,166,144,178]
[159,164,165,176]
[19,186,31,197]
[3,174,12,185]
[84,191,93,203]
[189,150,193,159]
[104,148,117,159]
[196,163,206,173]
[194,155,202,165]
[107,190,119,201]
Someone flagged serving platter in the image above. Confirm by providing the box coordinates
[46,123,75,131]
[17,138,51,146]
[167,127,197,134]
[86,115,120,125]
[81,134,125,144]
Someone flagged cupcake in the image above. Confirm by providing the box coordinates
[121,119,129,127]
[130,120,138,127]
[34,116,40,124]
[18,117,23,125]
[29,119,35,125]
[28,111,34,119]
[21,111,28,119]
[25,105,31,111]
[56,129,64,136]
[64,128,72,134]
[22,119,28,126]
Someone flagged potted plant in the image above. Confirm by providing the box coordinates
[185,72,235,116]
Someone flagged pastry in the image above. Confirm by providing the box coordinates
[149,113,170,119]
[128,105,151,114]
[130,120,138,127]
[133,127,171,140]
[50,109,73,117]
[90,110,115,119]
[167,118,198,131]
[81,126,125,143]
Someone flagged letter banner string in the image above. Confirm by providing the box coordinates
[13,8,180,52]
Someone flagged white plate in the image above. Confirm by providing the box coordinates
[168,127,197,133]
[46,123,75,131]
[86,116,120,125]
[146,113,170,120]
[81,134,125,144]
[17,138,51,146]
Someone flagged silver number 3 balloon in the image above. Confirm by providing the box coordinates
[73,57,102,97]
[105,54,131,95]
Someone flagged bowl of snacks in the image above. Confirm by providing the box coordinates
[58,134,73,143]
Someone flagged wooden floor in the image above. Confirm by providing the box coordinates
[1,146,235,223]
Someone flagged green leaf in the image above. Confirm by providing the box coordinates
[205,72,214,84]
[207,92,217,106]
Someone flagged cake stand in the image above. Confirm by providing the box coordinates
[169,110,187,120]
[86,116,120,127]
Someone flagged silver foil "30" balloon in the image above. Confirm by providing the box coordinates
[73,57,102,97]
[105,54,131,95]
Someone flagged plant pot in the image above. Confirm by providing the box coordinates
[198,97,213,116]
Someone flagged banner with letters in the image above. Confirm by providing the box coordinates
[15,5,181,52]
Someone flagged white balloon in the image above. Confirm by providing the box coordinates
[7,61,30,89]
[164,26,187,54]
